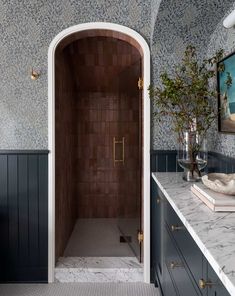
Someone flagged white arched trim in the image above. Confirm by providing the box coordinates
[48,22,151,283]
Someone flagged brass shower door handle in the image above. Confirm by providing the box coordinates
[113,137,125,166]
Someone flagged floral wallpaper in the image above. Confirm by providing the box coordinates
[0,0,151,149]
[0,0,235,155]
[207,3,235,157]
[151,0,234,150]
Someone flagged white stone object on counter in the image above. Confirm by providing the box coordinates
[202,173,235,195]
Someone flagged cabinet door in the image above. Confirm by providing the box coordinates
[165,200,205,293]
[164,224,200,296]
[151,179,164,288]
[162,260,178,296]
[206,264,230,296]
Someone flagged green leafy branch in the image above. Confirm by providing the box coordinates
[149,45,224,144]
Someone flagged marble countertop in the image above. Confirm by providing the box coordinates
[152,172,235,296]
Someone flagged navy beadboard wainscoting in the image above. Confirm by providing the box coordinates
[151,150,235,174]
[0,150,48,283]
[151,150,183,172]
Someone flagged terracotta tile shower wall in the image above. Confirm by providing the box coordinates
[76,91,140,218]
[63,37,142,218]
[55,50,77,259]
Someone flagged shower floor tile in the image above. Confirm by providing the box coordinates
[63,219,135,257]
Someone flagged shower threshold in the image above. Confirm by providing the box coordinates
[55,257,143,283]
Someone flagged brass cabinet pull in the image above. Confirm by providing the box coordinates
[170,261,183,269]
[113,137,125,166]
[157,196,164,204]
[171,224,184,232]
[199,279,216,289]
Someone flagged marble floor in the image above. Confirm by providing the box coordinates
[0,283,158,296]
[63,219,135,257]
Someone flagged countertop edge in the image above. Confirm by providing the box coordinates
[152,172,234,296]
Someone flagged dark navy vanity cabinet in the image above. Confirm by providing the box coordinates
[151,176,230,296]
[151,178,164,288]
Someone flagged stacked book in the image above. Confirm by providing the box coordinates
[191,183,235,212]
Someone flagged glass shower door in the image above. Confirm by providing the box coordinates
[116,58,142,262]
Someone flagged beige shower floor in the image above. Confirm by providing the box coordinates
[63,219,134,257]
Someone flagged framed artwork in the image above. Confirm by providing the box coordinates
[217,51,235,133]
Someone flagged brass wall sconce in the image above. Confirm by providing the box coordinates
[30,68,40,80]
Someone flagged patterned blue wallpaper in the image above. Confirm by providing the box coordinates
[150,0,161,47]
[151,0,234,151]
[0,0,151,149]
[207,3,235,157]
[1,0,235,155]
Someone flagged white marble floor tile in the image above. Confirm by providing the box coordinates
[55,257,143,283]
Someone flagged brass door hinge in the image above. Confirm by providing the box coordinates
[138,77,143,90]
[137,230,144,244]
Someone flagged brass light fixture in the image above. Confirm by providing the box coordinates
[30,68,40,80]
[223,9,235,28]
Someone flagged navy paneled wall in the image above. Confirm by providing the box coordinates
[0,151,48,283]
[151,150,235,174]
[151,150,183,172]
[207,152,235,174]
